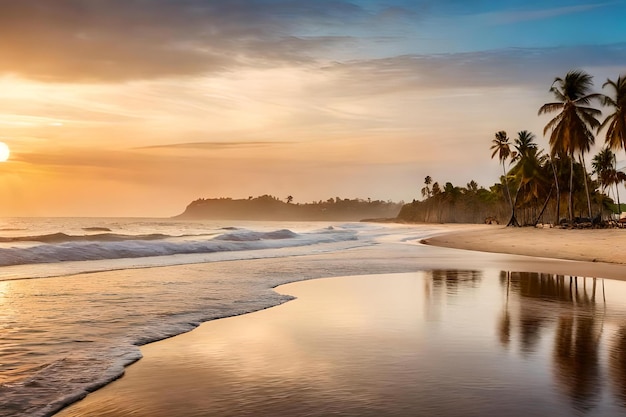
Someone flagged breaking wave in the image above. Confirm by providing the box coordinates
[0,228,357,267]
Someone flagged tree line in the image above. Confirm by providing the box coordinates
[177,194,404,221]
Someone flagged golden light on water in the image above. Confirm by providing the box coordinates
[0,142,9,162]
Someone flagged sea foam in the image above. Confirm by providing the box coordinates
[0,228,357,267]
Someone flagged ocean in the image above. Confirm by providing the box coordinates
[0,218,451,417]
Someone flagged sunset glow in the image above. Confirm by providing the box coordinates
[0,142,9,162]
[1,1,626,216]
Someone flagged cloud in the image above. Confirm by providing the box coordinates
[2,0,622,83]
[482,2,616,24]
[319,43,626,96]
[136,141,288,150]
[403,0,615,16]
[0,0,369,82]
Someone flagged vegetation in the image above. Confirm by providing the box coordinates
[398,178,509,224]
[398,69,626,227]
[176,195,404,221]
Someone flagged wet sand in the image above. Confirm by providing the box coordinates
[56,269,626,417]
[423,225,626,266]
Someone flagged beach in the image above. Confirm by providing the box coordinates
[423,225,626,266]
[52,223,626,417]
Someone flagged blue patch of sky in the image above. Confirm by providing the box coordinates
[290,0,626,59]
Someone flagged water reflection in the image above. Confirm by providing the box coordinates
[430,269,482,293]
[56,271,626,417]
[424,270,482,323]
[499,271,608,411]
[506,271,602,303]
[612,326,626,406]
[554,314,602,411]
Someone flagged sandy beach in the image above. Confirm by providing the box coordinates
[423,225,626,265]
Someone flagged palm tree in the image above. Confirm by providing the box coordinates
[490,131,514,211]
[592,148,615,193]
[508,132,549,226]
[421,176,433,222]
[600,75,626,218]
[609,168,626,216]
[592,148,615,219]
[600,74,626,154]
[421,176,432,199]
[431,182,442,222]
[547,154,562,224]
[511,130,538,161]
[538,70,603,222]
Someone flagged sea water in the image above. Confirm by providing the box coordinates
[0,218,451,417]
[1,218,626,417]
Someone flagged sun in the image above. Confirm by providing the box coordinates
[0,142,10,162]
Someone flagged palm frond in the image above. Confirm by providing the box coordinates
[538,102,564,115]
[543,113,562,135]
[601,95,617,107]
[574,92,605,106]
[603,78,618,90]
[577,109,601,129]
[599,112,616,133]
[576,106,603,117]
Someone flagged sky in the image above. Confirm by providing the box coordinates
[1,0,626,217]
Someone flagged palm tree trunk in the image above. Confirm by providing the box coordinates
[616,185,622,219]
[534,186,554,226]
[615,153,622,221]
[599,185,607,221]
[502,162,513,210]
[579,154,593,220]
[549,156,561,225]
[507,183,522,227]
[568,155,574,222]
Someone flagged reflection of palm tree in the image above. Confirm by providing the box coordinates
[539,70,602,221]
[610,325,626,406]
[498,271,512,347]
[503,272,606,409]
[430,270,482,294]
[424,270,482,323]
[553,314,602,411]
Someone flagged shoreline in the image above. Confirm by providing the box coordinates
[421,224,626,266]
